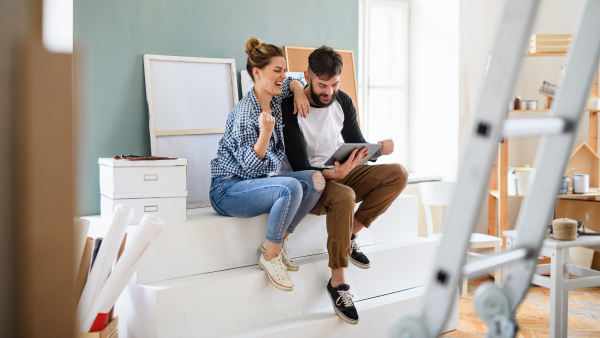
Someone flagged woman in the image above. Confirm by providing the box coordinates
[210,37,325,291]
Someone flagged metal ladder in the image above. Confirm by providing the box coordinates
[391,0,600,337]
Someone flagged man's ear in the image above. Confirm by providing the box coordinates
[304,71,310,85]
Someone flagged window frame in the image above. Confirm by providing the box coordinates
[358,0,410,167]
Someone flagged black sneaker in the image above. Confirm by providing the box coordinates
[327,279,359,325]
[349,234,370,269]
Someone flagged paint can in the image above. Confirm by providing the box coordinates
[572,174,590,194]
[559,176,570,195]
[521,100,537,110]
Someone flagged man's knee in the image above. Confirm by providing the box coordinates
[388,163,409,191]
[311,171,325,192]
[331,185,356,210]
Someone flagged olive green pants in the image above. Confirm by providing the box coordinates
[309,164,409,269]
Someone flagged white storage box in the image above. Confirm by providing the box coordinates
[99,158,187,194]
[99,158,188,224]
[101,191,187,224]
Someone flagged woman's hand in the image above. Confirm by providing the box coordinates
[258,111,275,135]
[293,87,311,118]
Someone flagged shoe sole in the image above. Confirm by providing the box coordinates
[260,245,299,271]
[349,256,371,269]
[258,259,294,292]
[327,288,359,325]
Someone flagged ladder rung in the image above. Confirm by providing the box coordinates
[502,117,570,138]
[462,248,530,279]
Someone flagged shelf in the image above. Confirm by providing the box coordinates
[525,52,567,57]
[489,189,525,199]
[508,109,599,113]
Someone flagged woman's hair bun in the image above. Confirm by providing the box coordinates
[245,37,263,55]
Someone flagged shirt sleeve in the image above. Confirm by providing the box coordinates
[231,112,278,173]
[338,91,382,162]
[282,96,327,171]
[275,74,307,103]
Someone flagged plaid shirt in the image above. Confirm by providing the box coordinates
[211,75,305,180]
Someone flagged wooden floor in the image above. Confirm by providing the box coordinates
[442,276,600,337]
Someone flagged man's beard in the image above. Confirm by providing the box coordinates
[310,85,338,108]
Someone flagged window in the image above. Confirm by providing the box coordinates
[359,0,409,166]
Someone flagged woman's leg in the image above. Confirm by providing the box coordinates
[212,176,304,247]
[274,170,325,234]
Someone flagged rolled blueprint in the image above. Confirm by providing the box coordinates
[76,205,133,329]
[80,215,165,332]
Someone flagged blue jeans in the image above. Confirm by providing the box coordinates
[209,171,323,244]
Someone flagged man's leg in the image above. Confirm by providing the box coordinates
[339,163,409,268]
[309,180,360,324]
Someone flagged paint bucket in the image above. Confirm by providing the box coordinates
[572,174,590,194]
[559,176,570,195]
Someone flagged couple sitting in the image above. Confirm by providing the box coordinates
[209,37,408,325]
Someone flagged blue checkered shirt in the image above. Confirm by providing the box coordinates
[211,75,305,180]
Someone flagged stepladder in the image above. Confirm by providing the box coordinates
[391,0,600,337]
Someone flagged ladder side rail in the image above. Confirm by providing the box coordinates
[502,0,600,308]
[416,0,541,335]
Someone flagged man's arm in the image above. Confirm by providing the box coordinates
[281,96,327,172]
[337,91,382,161]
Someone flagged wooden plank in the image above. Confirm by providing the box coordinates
[590,111,598,153]
[154,128,225,136]
[488,158,498,237]
[284,46,360,124]
[532,34,572,40]
[499,140,509,248]
[525,52,567,57]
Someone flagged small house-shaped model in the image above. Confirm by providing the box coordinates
[567,141,599,189]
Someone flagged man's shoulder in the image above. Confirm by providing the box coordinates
[335,90,353,106]
[281,94,295,113]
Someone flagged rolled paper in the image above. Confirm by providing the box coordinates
[76,205,133,330]
[80,215,164,332]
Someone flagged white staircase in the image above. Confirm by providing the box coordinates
[84,194,459,337]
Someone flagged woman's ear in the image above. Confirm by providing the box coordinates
[253,67,261,81]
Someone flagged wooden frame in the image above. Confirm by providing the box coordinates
[283,46,360,124]
[143,54,238,208]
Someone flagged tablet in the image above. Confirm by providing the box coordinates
[323,143,382,167]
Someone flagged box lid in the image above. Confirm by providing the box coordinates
[98,158,188,167]
[101,190,188,199]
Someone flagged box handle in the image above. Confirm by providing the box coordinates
[144,174,158,181]
[144,205,159,212]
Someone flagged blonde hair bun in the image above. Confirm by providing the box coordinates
[245,37,263,55]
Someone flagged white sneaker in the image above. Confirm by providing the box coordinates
[258,251,294,291]
[260,238,300,271]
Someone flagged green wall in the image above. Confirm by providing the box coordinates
[74,0,358,216]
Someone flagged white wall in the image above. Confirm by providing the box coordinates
[459,0,592,234]
[409,0,459,181]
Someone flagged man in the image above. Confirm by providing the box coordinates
[280,46,409,324]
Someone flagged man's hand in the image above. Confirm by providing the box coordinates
[323,148,369,180]
[258,111,275,135]
[378,139,394,156]
[293,87,310,118]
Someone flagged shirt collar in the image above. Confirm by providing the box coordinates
[248,86,279,115]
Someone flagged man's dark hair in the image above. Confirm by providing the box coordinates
[308,46,343,80]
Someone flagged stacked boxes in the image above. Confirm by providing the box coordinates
[99,158,188,224]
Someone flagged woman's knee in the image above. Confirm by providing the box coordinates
[279,178,303,197]
[311,171,325,192]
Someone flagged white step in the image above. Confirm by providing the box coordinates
[84,194,418,284]
[213,286,459,338]
[116,237,437,338]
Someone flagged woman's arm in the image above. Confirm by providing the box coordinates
[253,111,275,160]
